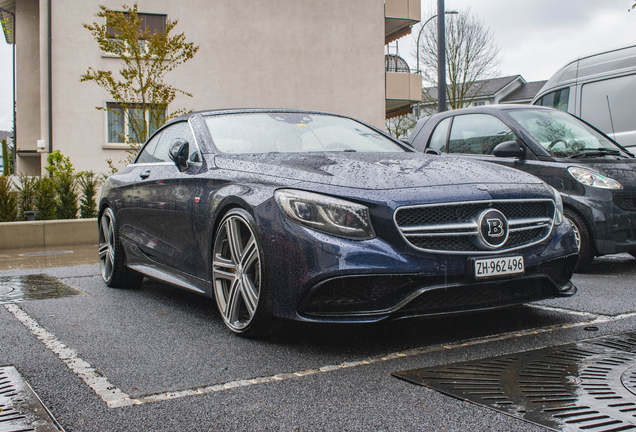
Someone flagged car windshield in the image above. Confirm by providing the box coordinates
[204,113,407,154]
[508,109,624,158]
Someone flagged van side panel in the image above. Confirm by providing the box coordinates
[581,74,636,149]
[576,46,636,83]
[533,44,636,152]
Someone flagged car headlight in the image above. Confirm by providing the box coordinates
[546,184,564,226]
[568,166,622,189]
[275,189,375,240]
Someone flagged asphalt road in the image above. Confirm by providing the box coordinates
[1,253,635,432]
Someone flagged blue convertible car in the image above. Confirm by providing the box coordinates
[99,110,578,336]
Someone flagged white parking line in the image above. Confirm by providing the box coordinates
[7,302,636,408]
[4,304,139,408]
[527,304,601,317]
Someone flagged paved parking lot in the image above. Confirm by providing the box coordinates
[1,250,635,431]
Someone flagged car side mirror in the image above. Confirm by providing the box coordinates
[169,138,190,172]
[425,148,441,155]
[493,140,525,160]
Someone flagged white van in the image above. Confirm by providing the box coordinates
[532,43,636,153]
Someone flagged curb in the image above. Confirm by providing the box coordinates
[0,218,98,249]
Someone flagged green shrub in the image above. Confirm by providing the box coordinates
[16,174,37,220]
[35,177,57,220]
[77,170,102,218]
[56,171,78,219]
[46,150,78,219]
[0,176,17,222]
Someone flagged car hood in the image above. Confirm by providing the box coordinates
[212,153,544,190]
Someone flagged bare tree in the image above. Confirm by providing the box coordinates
[415,9,501,112]
[385,113,417,140]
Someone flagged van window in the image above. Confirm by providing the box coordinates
[581,74,636,148]
[535,88,570,112]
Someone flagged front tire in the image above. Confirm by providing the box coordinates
[564,208,594,272]
[99,208,143,289]
[212,208,280,337]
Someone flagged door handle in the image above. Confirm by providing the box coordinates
[139,169,151,179]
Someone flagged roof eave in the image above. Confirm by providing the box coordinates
[0,0,15,45]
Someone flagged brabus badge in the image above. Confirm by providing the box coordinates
[474,209,509,250]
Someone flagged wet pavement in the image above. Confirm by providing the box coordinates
[0,274,85,304]
[0,245,98,271]
[0,250,635,431]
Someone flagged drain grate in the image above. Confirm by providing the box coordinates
[0,275,84,304]
[0,366,62,431]
[393,332,636,431]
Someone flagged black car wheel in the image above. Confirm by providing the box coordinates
[212,208,281,337]
[564,208,594,271]
[99,208,143,288]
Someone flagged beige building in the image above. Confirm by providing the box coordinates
[1,0,420,176]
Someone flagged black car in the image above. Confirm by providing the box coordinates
[99,109,578,337]
[407,105,636,269]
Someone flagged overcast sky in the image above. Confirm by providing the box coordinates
[398,0,636,83]
[1,1,636,132]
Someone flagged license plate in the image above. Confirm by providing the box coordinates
[474,256,524,278]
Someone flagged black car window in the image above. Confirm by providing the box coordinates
[205,113,407,153]
[428,117,451,152]
[152,122,192,163]
[136,131,163,164]
[448,114,515,155]
[182,122,201,163]
[509,109,621,157]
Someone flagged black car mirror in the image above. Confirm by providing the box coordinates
[493,140,525,159]
[169,138,190,172]
[425,148,441,155]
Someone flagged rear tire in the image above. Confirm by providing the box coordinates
[212,208,282,337]
[99,208,143,289]
[564,208,594,272]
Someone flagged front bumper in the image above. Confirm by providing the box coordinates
[259,204,578,324]
[566,190,636,255]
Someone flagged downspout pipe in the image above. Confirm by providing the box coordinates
[47,0,52,153]
[0,6,16,172]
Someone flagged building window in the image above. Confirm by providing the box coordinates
[107,13,166,38]
[107,103,165,144]
[474,101,486,106]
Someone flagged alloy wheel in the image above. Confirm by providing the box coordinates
[566,216,581,251]
[213,214,261,332]
[99,211,115,283]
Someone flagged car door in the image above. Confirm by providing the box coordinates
[135,121,201,276]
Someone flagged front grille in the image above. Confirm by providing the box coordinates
[613,195,636,211]
[303,275,445,315]
[408,226,547,252]
[537,255,578,286]
[614,230,630,242]
[400,278,555,315]
[395,199,555,254]
[395,201,550,227]
[302,270,565,317]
